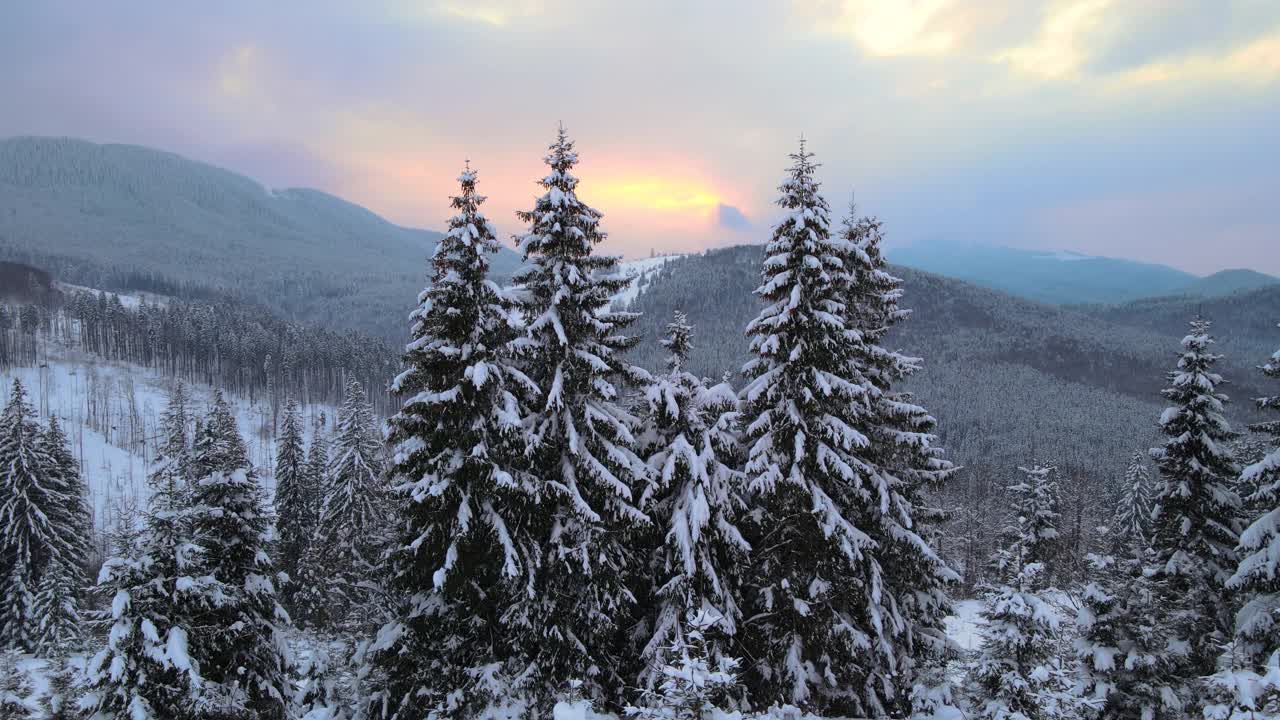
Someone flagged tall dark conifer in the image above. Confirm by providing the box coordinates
[1214,325,1280,714]
[188,392,291,719]
[306,378,386,630]
[635,312,748,694]
[1148,319,1241,710]
[85,385,205,720]
[509,126,651,707]
[368,164,538,718]
[737,144,886,714]
[835,202,960,716]
[32,415,93,652]
[272,399,311,608]
[0,379,66,651]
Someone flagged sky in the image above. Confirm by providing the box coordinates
[1,1,1278,273]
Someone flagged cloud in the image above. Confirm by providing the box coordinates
[717,204,753,232]
[0,1,1276,267]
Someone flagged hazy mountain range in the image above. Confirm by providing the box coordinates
[627,245,1280,481]
[0,136,521,339]
[2,136,1278,483]
[887,240,1277,305]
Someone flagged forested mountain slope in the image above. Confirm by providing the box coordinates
[0,137,522,339]
[627,245,1279,481]
[887,241,1199,304]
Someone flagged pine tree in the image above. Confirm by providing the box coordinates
[187,393,291,719]
[271,399,310,610]
[366,164,538,718]
[1073,552,1176,720]
[30,415,93,653]
[507,126,651,706]
[970,467,1078,720]
[85,387,204,720]
[1001,465,1061,581]
[737,144,895,714]
[636,312,748,693]
[306,378,386,631]
[304,415,328,536]
[626,610,743,720]
[835,201,961,716]
[0,379,68,651]
[1148,319,1241,704]
[1216,325,1280,715]
[1113,451,1153,552]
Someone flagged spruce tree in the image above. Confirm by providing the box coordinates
[304,416,328,537]
[367,164,538,717]
[188,392,291,719]
[307,378,386,631]
[31,415,93,653]
[1002,465,1061,578]
[85,386,204,720]
[509,126,651,707]
[271,399,310,609]
[1217,325,1280,714]
[970,476,1071,720]
[0,379,67,651]
[835,201,960,716]
[1113,451,1154,552]
[737,144,892,714]
[636,312,748,693]
[626,610,743,720]
[1148,319,1241,704]
[1073,552,1175,720]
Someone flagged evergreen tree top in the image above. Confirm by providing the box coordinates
[662,311,693,372]
[512,125,628,293]
[1,378,34,426]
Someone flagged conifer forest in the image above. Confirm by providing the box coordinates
[4,4,1280,718]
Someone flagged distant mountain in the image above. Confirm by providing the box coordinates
[887,241,1197,305]
[627,245,1279,483]
[1176,268,1279,298]
[0,136,522,339]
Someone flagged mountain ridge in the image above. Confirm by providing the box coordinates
[886,240,1276,305]
[0,136,522,340]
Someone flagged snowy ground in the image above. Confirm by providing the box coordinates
[54,282,171,309]
[611,255,684,308]
[945,599,986,653]
[1,337,336,538]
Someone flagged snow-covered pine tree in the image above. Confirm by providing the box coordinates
[1001,465,1061,583]
[1148,319,1241,703]
[188,392,291,719]
[30,415,93,653]
[306,378,386,631]
[970,560,1068,720]
[271,399,311,611]
[969,463,1074,720]
[365,164,538,718]
[1113,451,1153,553]
[1217,325,1280,715]
[0,379,68,651]
[636,312,748,694]
[84,386,204,720]
[507,126,651,707]
[1073,552,1175,720]
[835,201,961,717]
[304,415,329,534]
[737,144,891,714]
[626,610,743,720]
